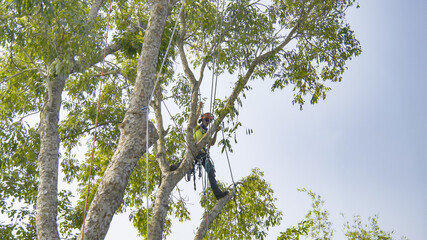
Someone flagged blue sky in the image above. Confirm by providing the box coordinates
[106,0,427,239]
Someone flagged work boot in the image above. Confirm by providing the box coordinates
[214,190,229,200]
[169,164,178,171]
[185,168,192,182]
[209,175,228,199]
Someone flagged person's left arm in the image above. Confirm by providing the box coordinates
[209,126,221,146]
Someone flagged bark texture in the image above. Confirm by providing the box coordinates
[78,0,172,239]
[194,188,236,240]
[36,75,66,240]
[149,173,181,240]
[78,119,158,240]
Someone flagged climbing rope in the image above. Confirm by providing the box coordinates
[161,100,198,161]
[144,1,185,239]
[221,128,236,186]
[81,0,114,238]
[205,0,227,238]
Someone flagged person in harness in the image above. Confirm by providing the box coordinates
[191,111,229,200]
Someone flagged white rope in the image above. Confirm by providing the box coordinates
[221,128,236,186]
[144,1,185,239]
[205,0,226,238]
[204,158,210,237]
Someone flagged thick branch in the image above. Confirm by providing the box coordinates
[152,87,169,172]
[78,0,174,239]
[194,188,236,240]
[89,0,105,23]
[211,2,317,138]
[177,11,219,167]
[71,42,121,74]
[36,75,66,240]
[176,12,202,159]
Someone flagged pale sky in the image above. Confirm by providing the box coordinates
[105,0,427,239]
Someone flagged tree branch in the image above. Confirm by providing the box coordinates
[71,42,121,74]
[177,10,203,161]
[17,44,47,78]
[62,121,121,141]
[152,86,170,172]
[4,68,38,82]
[89,0,105,23]
[212,1,317,132]
[193,188,237,240]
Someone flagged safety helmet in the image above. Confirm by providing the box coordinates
[198,112,214,123]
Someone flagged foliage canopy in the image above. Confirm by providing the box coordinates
[0,0,398,239]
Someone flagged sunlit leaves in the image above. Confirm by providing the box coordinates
[343,215,396,240]
[277,189,405,240]
[271,0,361,109]
[299,188,334,239]
[277,220,313,240]
[0,120,39,238]
[201,168,283,239]
[0,54,44,121]
[113,0,150,59]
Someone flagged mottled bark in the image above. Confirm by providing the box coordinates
[78,119,158,240]
[78,0,172,239]
[35,0,110,237]
[152,88,169,172]
[194,188,236,240]
[148,172,181,240]
[88,0,105,23]
[36,75,66,240]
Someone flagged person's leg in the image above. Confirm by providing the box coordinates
[202,155,228,199]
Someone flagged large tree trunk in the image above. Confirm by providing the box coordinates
[36,75,66,240]
[78,119,158,240]
[78,0,173,239]
[148,172,181,240]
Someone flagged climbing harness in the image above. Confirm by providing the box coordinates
[185,154,216,190]
[185,157,204,191]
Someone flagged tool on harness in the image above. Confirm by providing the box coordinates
[185,159,200,190]
[184,155,215,191]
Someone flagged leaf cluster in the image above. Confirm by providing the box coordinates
[271,0,362,108]
[299,188,334,239]
[343,214,398,240]
[201,168,283,239]
[0,120,38,238]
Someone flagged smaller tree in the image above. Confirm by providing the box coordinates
[343,214,404,240]
[278,189,408,240]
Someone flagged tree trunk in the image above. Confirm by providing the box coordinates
[78,0,173,239]
[148,172,181,240]
[36,75,66,240]
[78,119,158,240]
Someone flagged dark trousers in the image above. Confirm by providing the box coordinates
[196,153,223,197]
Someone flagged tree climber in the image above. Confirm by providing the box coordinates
[190,105,229,200]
